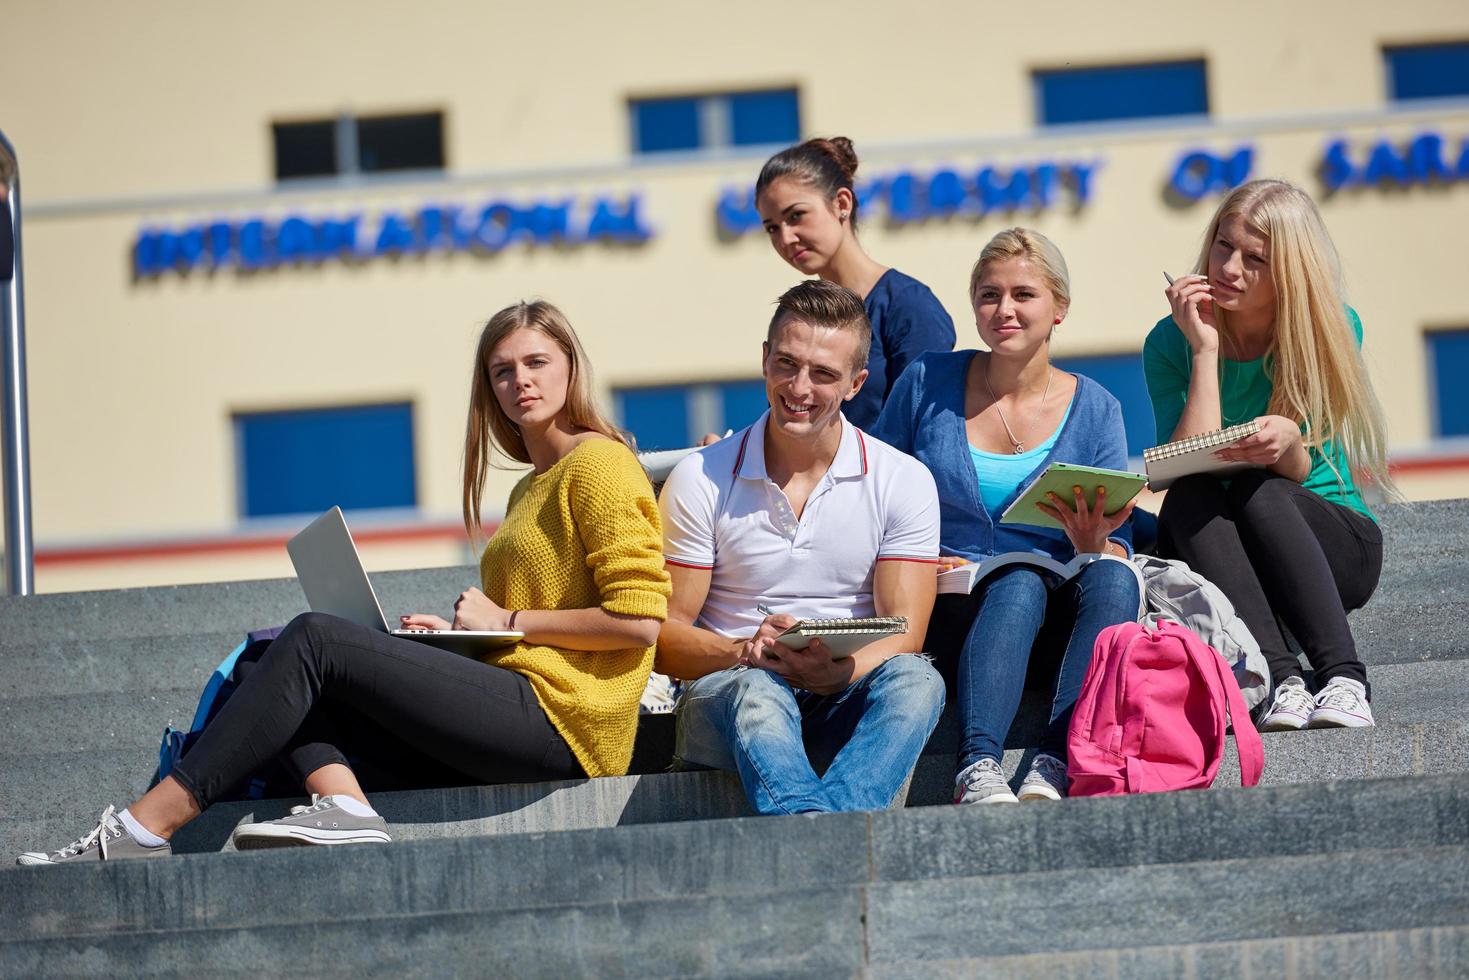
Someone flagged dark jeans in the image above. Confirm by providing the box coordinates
[926,560,1142,767]
[171,612,582,810]
[1157,470,1383,693]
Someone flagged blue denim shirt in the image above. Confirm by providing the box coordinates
[871,350,1134,563]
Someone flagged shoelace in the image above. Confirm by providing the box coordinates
[53,805,123,860]
[1273,684,1314,714]
[1315,683,1363,711]
[959,759,1007,790]
[287,794,333,817]
[1027,755,1066,786]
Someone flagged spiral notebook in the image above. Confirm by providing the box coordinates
[773,616,909,659]
[1143,421,1261,490]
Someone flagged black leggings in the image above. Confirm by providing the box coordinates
[170,612,582,810]
[1157,470,1383,694]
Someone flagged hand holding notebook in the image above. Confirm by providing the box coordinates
[999,463,1148,531]
[1143,420,1262,490]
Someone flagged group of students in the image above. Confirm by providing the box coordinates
[18,137,1393,864]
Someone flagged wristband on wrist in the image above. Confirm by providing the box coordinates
[507,610,519,631]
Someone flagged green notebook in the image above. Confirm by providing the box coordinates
[998,462,1148,531]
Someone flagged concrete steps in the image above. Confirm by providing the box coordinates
[2,774,1466,977]
[0,498,1463,975]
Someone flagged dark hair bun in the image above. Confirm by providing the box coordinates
[810,137,859,181]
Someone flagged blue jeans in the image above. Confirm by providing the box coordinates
[672,655,946,815]
[938,560,1141,769]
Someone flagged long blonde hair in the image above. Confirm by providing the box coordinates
[1193,180,1395,497]
[461,300,628,537]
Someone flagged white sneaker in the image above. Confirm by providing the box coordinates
[953,758,1018,805]
[1017,753,1068,801]
[1260,677,1314,731]
[1307,677,1375,729]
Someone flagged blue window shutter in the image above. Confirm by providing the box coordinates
[631,97,703,154]
[729,89,800,146]
[1386,42,1469,101]
[1035,60,1209,126]
[235,403,416,518]
[1428,329,1469,438]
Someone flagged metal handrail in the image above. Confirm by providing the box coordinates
[0,128,35,595]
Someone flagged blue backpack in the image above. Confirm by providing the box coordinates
[154,626,286,799]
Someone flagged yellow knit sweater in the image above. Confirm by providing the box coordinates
[478,438,670,777]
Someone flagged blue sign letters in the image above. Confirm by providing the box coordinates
[1168,146,1254,201]
[1321,131,1469,191]
[134,193,652,277]
[716,158,1102,237]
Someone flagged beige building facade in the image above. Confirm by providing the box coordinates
[4,0,1468,592]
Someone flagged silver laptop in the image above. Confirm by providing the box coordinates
[286,507,523,654]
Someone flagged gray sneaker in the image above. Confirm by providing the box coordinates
[1017,753,1068,801]
[954,758,1018,805]
[232,795,391,849]
[16,805,172,866]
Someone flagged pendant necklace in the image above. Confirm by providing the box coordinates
[983,361,1053,454]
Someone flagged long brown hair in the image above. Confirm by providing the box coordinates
[461,300,628,537]
[1192,180,1395,497]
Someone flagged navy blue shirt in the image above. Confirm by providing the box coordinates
[845,269,956,430]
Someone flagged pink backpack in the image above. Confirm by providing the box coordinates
[1068,619,1264,796]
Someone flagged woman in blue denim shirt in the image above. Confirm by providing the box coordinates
[872,228,1141,805]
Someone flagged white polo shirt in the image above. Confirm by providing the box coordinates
[660,411,941,638]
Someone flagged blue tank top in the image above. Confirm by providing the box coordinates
[969,398,1074,516]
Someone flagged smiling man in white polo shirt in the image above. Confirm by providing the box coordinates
[655,280,945,815]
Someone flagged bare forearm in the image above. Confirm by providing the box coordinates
[1268,439,1312,483]
[655,619,742,680]
[514,607,661,650]
[1172,351,1223,440]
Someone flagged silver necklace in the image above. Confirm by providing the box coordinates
[983,362,1053,454]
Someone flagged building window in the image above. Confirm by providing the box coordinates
[272,112,444,181]
[630,88,799,154]
[1051,354,1156,457]
[1427,329,1469,438]
[1034,60,1209,127]
[1385,41,1469,102]
[235,403,417,518]
[614,380,768,450]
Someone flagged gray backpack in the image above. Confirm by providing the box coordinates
[1133,554,1271,710]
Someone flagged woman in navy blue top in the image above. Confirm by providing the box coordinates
[756,137,955,429]
[872,228,1140,806]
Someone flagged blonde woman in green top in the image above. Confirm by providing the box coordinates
[1143,179,1395,733]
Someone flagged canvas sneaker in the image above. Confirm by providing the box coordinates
[953,758,1018,805]
[1017,753,1068,801]
[1259,677,1314,732]
[16,805,172,866]
[232,795,391,849]
[1307,677,1375,729]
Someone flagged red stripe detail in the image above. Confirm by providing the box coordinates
[1388,454,1469,475]
[34,520,491,568]
[731,428,752,476]
[856,429,869,475]
[664,557,715,570]
[877,556,945,564]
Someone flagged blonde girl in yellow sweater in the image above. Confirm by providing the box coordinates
[18,301,670,866]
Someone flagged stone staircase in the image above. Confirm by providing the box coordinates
[0,499,1465,977]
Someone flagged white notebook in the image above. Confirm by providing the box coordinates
[772,616,909,659]
[1143,421,1262,490]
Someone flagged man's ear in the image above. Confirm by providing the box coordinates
[761,340,770,375]
[843,367,870,402]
